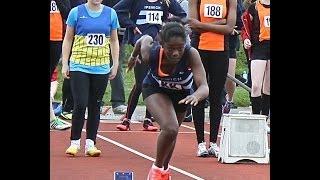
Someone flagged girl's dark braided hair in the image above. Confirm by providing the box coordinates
[159,21,186,43]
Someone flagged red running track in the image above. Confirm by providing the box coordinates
[50,121,270,180]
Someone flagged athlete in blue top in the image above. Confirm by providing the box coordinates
[128,21,209,180]
[61,0,120,157]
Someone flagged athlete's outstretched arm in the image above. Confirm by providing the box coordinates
[179,47,209,106]
[127,35,153,71]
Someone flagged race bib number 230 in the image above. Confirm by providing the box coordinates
[86,34,106,47]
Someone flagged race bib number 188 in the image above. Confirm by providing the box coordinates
[145,10,163,24]
[204,4,223,18]
[86,33,106,47]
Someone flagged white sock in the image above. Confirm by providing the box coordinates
[85,139,94,148]
[71,139,80,147]
[225,94,233,102]
[152,164,163,171]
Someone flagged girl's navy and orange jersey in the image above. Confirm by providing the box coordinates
[50,0,64,41]
[199,0,228,51]
[143,44,193,91]
[69,4,115,66]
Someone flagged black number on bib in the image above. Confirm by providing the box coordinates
[87,34,105,46]
[204,4,223,18]
[50,1,59,12]
[146,11,162,24]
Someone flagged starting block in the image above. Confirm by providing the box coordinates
[84,106,125,121]
[100,106,125,121]
[85,106,145,121]
[114,171,133,180]
[218,114,269,164]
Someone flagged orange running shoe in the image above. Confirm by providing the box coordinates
[143,118,158,131]
[162,168,171,180]
[116,118,130,131]
[147,164,163,180]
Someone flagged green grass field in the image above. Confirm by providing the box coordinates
[54,43,250,107]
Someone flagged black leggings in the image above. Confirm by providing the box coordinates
[193,50,229,143]
[70,71,109,143]
[50,41,62,78]
[244,47,252,88]
[62,78,74,113]
[126,61,151,119]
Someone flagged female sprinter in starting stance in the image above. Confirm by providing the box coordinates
[128,21,209,180]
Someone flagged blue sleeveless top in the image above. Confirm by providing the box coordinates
[68,4,119,74]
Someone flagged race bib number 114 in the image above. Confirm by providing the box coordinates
[145,10,163,24]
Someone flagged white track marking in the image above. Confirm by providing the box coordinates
[180,124,221,137]
[97,130,196,134]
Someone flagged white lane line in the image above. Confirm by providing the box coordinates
[100,120,141,123]
[97,130,196,134]
[180,124,221,137]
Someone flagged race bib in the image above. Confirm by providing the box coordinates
[264,16,270,27]
[204,4,223,18]
[86,33,106,47]
[159,81,182,90]
[50,0,59,13]
[145,10,163,24]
